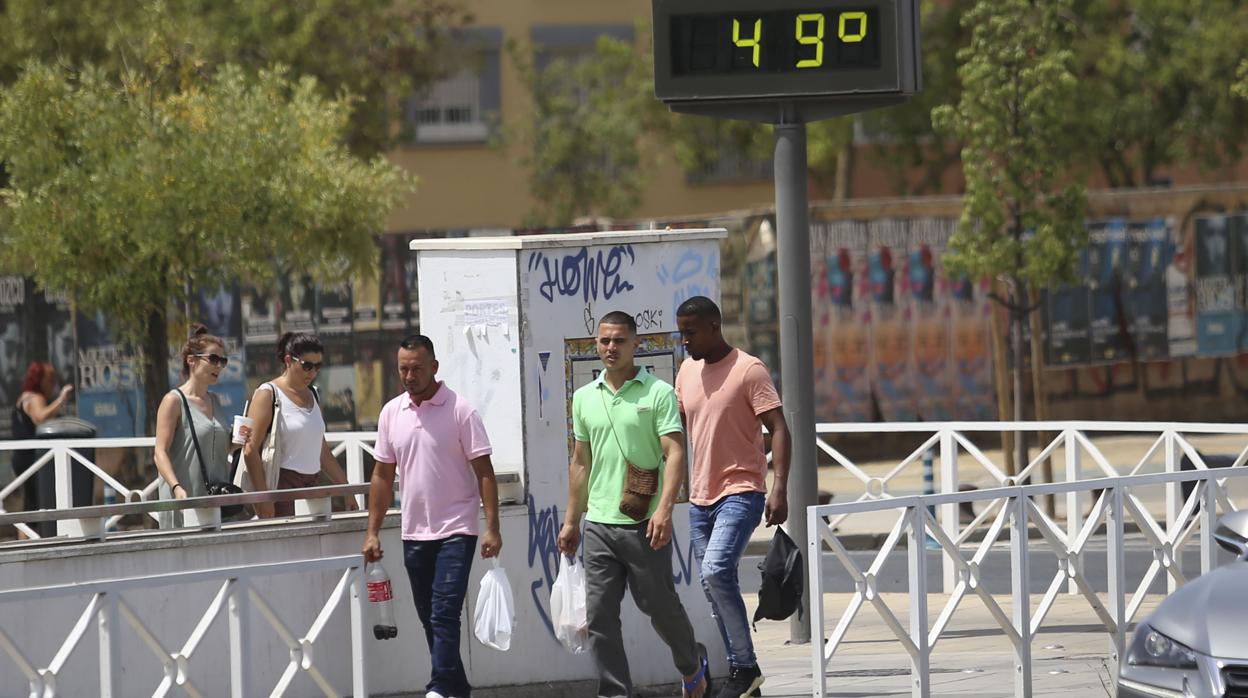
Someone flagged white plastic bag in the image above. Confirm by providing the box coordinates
[473,558,515,651]
[549,554,589,654]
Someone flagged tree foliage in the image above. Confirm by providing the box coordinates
[0,60,411,425]
[932,0,1087,288]
[508,34,661,227]
[0,0,471,155]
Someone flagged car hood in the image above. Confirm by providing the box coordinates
[1148,561,1248,659]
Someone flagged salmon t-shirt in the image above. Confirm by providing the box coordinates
[675,348,782,506]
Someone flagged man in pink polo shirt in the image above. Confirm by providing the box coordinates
[363,334,502,698]
[675,296,791,698]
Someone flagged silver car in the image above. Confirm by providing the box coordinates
[1117,510,1248,698]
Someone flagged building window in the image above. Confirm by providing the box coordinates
[409,28,502,145]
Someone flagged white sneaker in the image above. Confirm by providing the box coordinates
[425,692,445,698]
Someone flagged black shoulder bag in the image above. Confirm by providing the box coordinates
[175,389,245,517]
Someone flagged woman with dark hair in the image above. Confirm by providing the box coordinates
[241,332,355,518]
[11,362,73,522]
[153,324,247,527]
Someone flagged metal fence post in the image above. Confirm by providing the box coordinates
[1010,492,1032,697]
[351,563,369,697]
[1200,474,1217,576]
[1106,485,1126,668]
[1064,429,1083,595]
[97,592,119,698]
[54,446,74,537]
[938,428,958,592]
[808,505,828,697]
[228,578,252,698]
[907,506,931,698]
[346,439,366,510]
[1163,430,1181,593]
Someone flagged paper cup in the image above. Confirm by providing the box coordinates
[232,415,254,445]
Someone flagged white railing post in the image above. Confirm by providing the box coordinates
[938,428,958,592]
[907,506,931,698]
[1106,485,1126,668]
[350,563,369,697]
[1010,492,1032,697]
[1200,475,1218,576]
[228,578,252,698]
[1064,429,1083,595]
[97,592,119,698]
[54,446,74,537]
[346,439,366,510]
[808,505,828,698]
[1163,430,1181,593]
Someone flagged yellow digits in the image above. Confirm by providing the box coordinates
[733,18,762,68]
[838,11,868,43]
[795,13,825,68]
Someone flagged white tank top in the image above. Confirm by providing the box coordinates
[265,384,325,475]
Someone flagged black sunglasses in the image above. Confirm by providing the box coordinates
[293,358,324,372]
[194,353,229,367]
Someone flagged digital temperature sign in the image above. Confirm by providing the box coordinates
[653,0,920,122]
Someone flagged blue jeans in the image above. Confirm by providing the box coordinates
[403,535,477,697]
[689,491,765,668]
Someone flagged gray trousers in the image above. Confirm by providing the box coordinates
[584,520,701,698]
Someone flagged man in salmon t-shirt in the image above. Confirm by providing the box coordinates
[674,296,791,698]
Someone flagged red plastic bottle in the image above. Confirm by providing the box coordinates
[366,562,398,640]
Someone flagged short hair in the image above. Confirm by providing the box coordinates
[598,310,637,335]
[181,323,226,378]
[676,296,721,322]
[399,333,436,358]
[277,331,323,361]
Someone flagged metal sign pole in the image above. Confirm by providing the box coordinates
[774,121,816,644]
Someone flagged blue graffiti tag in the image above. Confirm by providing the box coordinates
[528,246,636,303]
[527,494,563,639]
[657,249,707,287]
[670,536,699,587]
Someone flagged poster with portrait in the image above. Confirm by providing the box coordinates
[380,234,410,331]
[1234,213,1248,352]
[40,288,76,400]
[1166,217,1197,357]
[280,273,317,334]
[1193,215,1238,356]
[317,282,353,337]
[0,276,28,437]
[867,219,917,421]
[75,310,145,437]
[1044,241,1092,367]
[810,219,872,422]
[241,283,280,345]
[194,283,246,423]
[908,219,955,420]
[318,335,356,431]
[1125,218,1171,361]
[1088,220,1130,363]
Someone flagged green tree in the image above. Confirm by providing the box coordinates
[0,61,411,430]
[508,34,660,227]
[1236,59,1248,100]
[0,0,470,155]
[932,0,1088,468]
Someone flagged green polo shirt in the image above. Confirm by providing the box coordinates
[572,367,684,524]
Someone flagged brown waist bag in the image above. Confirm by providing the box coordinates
[619,462,659,521]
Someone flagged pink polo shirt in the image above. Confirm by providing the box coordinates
[373,383,492,541]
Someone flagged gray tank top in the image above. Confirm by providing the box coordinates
[160,391,230,498]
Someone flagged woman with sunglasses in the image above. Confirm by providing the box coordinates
[153,324,246,527]
[241,331,356,518]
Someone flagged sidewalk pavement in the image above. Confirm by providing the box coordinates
[465,590,1151,697]
[746,432,1248,554]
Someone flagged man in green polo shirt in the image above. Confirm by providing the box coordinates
[558,310,710,698]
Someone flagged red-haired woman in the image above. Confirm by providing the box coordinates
[10,362,74,518]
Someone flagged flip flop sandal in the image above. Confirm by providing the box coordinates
[682,648,711,698]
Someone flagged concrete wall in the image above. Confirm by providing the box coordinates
[0,507,726,696]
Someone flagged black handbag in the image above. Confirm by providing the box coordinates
[175,389,245,517]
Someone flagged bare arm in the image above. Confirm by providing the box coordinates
[557,439,592,556]
[759,407,791,526]
[152,393,186,498]
[242,386,275,517]
[22,385,73,424]
[362,461,396,562]
[647,431,687,549]
[470,455,501,557]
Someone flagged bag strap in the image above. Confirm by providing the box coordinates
[174,389,212,490]
[597,385,630,463]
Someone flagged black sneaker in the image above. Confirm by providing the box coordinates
[716,664,763,698]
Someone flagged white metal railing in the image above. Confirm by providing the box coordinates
[0,555,367,697]
[807,461,1248,697]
